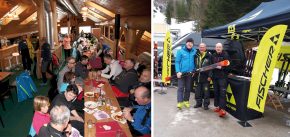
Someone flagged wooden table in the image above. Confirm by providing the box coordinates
[0,72,12,81]
[84,78,132,137]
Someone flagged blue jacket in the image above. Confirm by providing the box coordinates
[132,103,151,135]
[175,45,197,73]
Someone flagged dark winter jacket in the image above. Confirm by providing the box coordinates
[194,50,212,83]
[211,51,230,79]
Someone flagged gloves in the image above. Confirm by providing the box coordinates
[177,72,182,78]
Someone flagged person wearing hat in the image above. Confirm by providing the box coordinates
[175,38,197,109]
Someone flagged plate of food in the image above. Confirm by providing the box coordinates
[85,101,98,109]
[84,92,94,97]
[111,111,127,124]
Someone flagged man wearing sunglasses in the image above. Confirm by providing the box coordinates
[58,57,76,91]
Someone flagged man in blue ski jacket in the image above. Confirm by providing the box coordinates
[175,38,197,109]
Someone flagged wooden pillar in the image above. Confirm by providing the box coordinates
[125,29,136,59]
[125,29,144,59]
[50,0,58,47]
[36,0,47,79]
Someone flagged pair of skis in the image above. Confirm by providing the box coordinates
[165,60,230,81]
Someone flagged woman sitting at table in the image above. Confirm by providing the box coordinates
[59,71,76,94]
[50,84,84,136]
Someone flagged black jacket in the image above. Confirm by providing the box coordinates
[211,51,230,79]
[41,42,52,61]
[194,51,212,83]
[114,68,138,93]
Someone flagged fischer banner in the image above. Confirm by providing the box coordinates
[162,31,172,83]
[247,25,287,113]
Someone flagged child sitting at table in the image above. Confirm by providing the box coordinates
[31,96,51,135]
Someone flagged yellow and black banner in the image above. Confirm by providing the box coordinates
[276,45,290,71]
[162,31,172,83]
[247,25,288,113]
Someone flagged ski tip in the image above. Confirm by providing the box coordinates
[220,60,230,66]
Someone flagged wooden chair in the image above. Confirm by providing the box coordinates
[267,86,289,110]
[0,79,14,111]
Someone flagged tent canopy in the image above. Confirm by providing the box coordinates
[202,0,290,40]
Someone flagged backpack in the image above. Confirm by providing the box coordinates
[52,53,59,66]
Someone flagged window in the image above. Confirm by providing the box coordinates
[60,27,68,34]
[109,26,114,41]
[104,26,109,38]
[79,26,91,33]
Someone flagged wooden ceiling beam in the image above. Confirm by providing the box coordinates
[87,8,107,20]
[1,4,28,25]
[20,11,37,25]
[85,1,115,18]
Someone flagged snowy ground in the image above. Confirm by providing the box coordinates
[154,88,290,137]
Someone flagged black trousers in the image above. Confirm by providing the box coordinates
[33,56,37,76]
[21,48,31,71]
[41,60,54,83]
[64,49,71,59]
[213,78,227,109]
[195,82,210,107]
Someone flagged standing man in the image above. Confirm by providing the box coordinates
[212,43,230,117]
[18,36,32,73]
[194,43,212,110]
[63,34,72,59]
[175,38,197,109]
[40,37,54,86]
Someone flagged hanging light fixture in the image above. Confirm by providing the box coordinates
[12,12,19,20]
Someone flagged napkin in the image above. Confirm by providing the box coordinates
[95,121,127,137]
[93,110,110,120]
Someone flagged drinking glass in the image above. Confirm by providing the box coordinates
[87,119,93,129]
[115,129,123,137]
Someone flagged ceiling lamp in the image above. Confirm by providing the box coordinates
[32,16,37,21]
[6,13,13,20]
[81,6,88,12]
[12,13,20,20]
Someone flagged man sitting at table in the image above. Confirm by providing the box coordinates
[129,69,151,106]
[123,85,151,136]
[38,105,72,137]
[50,84,84,136]
[101,54,122,81]
[75,55,91,80]
[111,59,138,98]
[58,57,76,91]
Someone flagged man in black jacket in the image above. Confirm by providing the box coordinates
[211,43,230,117]
[112,59,138,98]
[40,37,54,86]
[194,43,212,110]
[18,36,32,73]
